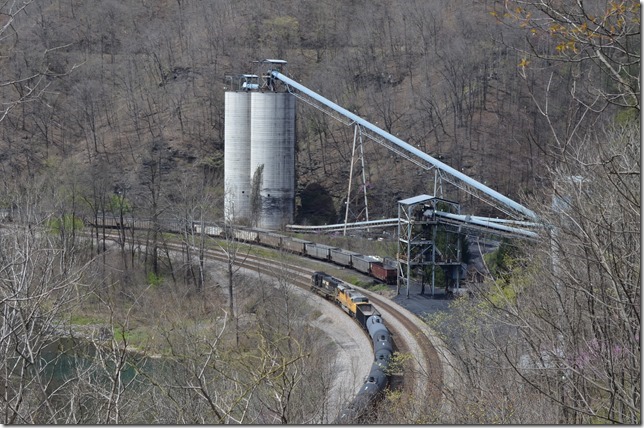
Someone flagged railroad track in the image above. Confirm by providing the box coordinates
[3,220,449,420]
[362,291,443,402]
[180,240,446,410]
[104,232,446,419]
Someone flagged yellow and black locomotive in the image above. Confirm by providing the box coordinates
[310,271,393,423]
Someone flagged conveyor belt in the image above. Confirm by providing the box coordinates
[269,70,538,222]
[286,211,539,239]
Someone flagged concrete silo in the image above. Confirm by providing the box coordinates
[249,92,296,229]
[224,92,252,222]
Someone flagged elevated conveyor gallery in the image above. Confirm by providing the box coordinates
[266,68,538,222]
[249,60,542,296]
[285,213,538,239]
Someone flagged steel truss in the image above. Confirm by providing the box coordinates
[397,195,463,298]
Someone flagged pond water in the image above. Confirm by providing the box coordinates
[38,336,174,399]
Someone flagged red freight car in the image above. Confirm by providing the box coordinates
[371,262,397,285]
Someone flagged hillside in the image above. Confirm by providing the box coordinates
[0,0,584,223]
[0,0,639,424]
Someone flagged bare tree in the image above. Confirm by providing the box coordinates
[0,0,83,124]
[0,180,88,424]
[424,122,639,424]
[168,166,223,292]
[499,0,640,112]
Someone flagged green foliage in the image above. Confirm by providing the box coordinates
[386,351,413,375]
[460,236,471,264]
[434,265,446,287]
[198,156,224,171]
[432,225,470,264]
[109,194,131,215]
[615,107,638,125]
[350,277,368,286]
[486,278,518,307]
[113,325,148,348]
[419,265,446,288]
[482,243,531,308]
[0,0,636,422]
[425,295,490,341]
[363,282,389,293]
[48,214,84,235]
[435,201,456,213]
[250,164,264,222]
[483,240,520,283]
[147,272,163,288]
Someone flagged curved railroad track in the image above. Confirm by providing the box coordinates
[101,232,448,420]
[183,240,447,416]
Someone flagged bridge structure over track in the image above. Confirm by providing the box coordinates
[252,60,541,296]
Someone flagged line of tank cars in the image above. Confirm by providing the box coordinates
[193,224,396,422]
[310,271,394,423]
[95,218,395,421]
[193,224,398,285]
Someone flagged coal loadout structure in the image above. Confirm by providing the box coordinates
[222,58,543,421]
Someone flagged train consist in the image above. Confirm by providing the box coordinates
[310,271,393,423]
[93,217,398,285]
[93,217,396,421]
[192,223,399,285]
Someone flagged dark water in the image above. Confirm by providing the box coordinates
[31,336,176,423]
[40,337,151,386]
[39,336,179,405]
